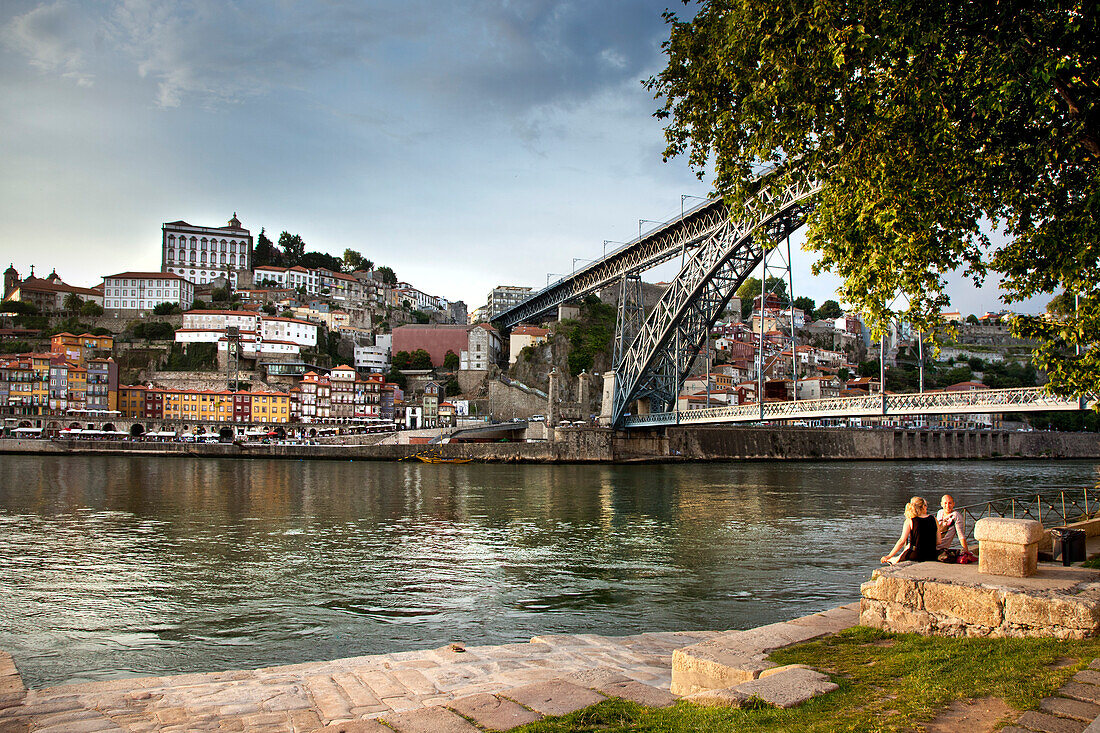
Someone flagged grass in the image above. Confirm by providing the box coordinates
[510,627,1100,732]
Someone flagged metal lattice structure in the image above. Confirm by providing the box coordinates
[493,198,730,329]
[612,275,644,369]
[610,177,821,427]
[622,387,1088,428]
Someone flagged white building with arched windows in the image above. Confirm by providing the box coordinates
[161,214,253,287]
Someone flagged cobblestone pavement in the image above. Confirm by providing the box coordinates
[1003,659,1100,733]
[0,628,725,732]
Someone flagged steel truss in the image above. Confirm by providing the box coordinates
[611,178,821,427]
[622,386,1088,428]
[493,198,730,329]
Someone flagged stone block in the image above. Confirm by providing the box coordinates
[1074,669,1100,686]
[596,681,678,708]
[1040,696,1100,722]
[975,518,1045,545]
[502,680,605,717]
[883,603,933,634]
[859,599,887,629]
[1062,681,1100,705]
[980,539,1039,577]
[1004,594,1100,633]
[382,705,481,733]
[560,668,631,689]
[860,574,921,605]
[447,693,540,730]
[730,668,838,709]
[670,644,773,696]
[976,518,1042,578]
[682,687,751,708]
[1014,710,1088,733]
[319,721,391,732]
[921,581,1004,628]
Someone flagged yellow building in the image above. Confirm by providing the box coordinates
[249,391,291,423]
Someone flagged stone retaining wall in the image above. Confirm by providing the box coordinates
[860,562,1100,639]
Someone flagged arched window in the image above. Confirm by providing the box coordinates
[221,239,228,251]
[190,237,197,249]
[200,251,207,264]
[190,250,196,263]
[168,249,175,262]
[229,241,236,253]
[229,254,236,266]
[220,253,226,264]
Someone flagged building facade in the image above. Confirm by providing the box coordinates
[162,214,253,287]
[103,272,194,317]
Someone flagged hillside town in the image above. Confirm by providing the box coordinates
[0,213,1064,441]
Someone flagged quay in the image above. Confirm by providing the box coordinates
[1,425,1099,463]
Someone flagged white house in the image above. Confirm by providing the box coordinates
[103,272,194,317]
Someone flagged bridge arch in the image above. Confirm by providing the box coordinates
[611,178,820,427]
[219,426,234,441]
[130,424,145,437]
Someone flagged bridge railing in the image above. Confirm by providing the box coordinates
[954,486,1098,545]
[621,387,1087,427]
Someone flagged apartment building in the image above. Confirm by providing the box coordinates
[118,386,291,423]
[103,272,195,317]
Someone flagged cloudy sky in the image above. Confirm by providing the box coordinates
[1,0,1042,316]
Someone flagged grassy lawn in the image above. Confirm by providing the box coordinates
[512,626,1100,732]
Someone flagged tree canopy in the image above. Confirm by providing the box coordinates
[278,231,306,265]
[375,266,398,286]
[648,0,1098,394]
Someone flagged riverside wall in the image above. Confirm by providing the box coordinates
[1,427,1098,463]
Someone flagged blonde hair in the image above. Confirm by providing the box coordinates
[904,496,927,519]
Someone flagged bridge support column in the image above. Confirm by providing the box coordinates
[600,370,616,427]
[548,368,560,428]
[578,371,590,420]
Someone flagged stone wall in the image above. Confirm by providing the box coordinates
[487,380,549,420]
[861,562,1100,639]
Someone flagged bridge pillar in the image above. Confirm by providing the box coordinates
[548,368,560,428]
[578,371,590,419]
[599,370,616,427]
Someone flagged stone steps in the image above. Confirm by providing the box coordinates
[669,602,860,696]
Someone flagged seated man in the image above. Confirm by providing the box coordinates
[936,494,970,555]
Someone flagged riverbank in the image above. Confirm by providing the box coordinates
[2,426,1098,462]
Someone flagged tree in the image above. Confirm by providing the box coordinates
[443,350,459,369]
[966,314,980,325]
[153,302,180,315]
[299,251,344,272]
[392,350,411,370]
[0,300,37,315]
[262,303,277,316]
[387,369,407,390]
[445,378,461,397]
[816,300,843,321]
[210,288,230,303]
[278,232,306,265]
[648,0,1100,396]
[253,228,282,268]
[80,301,104,317]
[793,297,815,318]
[343,249,365,272]
[375,266,397,285]
[410,349,433,370]
[190,299,209,310]
[63,293,83,313]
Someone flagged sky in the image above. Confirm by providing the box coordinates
[0,0,1048,317]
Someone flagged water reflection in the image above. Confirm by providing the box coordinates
[0,455,1096,687]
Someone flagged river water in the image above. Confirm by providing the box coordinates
[0,455,1095,688]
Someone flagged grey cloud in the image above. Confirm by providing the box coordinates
[3,1,97,86]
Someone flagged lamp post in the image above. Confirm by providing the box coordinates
[603,240,625,257]
[546,273,562,287]
[572,257,595,273]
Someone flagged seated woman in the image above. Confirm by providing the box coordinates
[881,496,941,564]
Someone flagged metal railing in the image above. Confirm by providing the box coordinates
[955,485,1098,545]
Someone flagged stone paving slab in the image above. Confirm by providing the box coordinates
[1063,682,1100,705]
[1040,696,1100,722]
[318,721,391,732]
[596,680,678,708]
[501,679,606,717]
[447,692,541,730]
[382,705,481,733]
[1015,710,1089,733]
[728,667,838,709]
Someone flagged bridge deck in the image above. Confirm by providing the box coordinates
[623,387,1086,428]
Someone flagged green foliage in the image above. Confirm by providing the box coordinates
[444,377,461,397]
[261,303,277,315]
[412,310,430,324]
[132,321,175,340]
[648,0,1100,395]
[559,296,616,376]
[278,231,306,265]
[63,293,84,312]
[443,350,459,369]
[152,301,179,316]
[375,266,397,285]
[815,300,843,321]
[299,251,344,272]
[190,299,209,311]
[392,350,411,370]
[163,342,217,371]
[79,301,104,317]
[386,369,407,390]
[837,366,850,382]
[966,314,980,325]
[210,287,230,303]
[252,228,282,268]
[0,341,32,354]
[410,348,433,370]
[0,300,38,316]
[793,296,815,317]
[41,318,95,338]
[343,249,372,272]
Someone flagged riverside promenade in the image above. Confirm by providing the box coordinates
[0,604,861,732]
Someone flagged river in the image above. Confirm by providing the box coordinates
[0,455,1095,688]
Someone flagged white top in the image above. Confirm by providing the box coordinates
[936,508,965,550]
